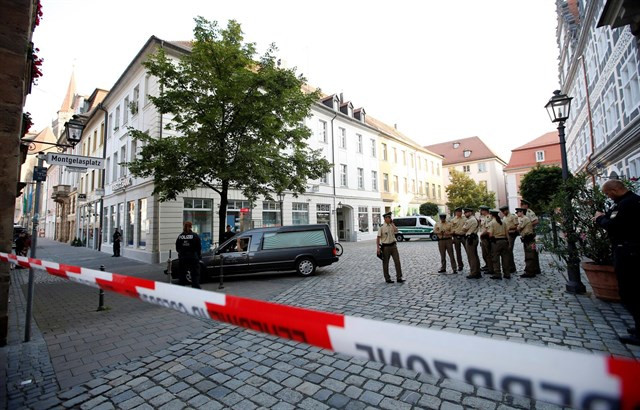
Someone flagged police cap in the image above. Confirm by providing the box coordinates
[382,212,393,218]
[499,205,509,211]
[515,207,526,213]
[463,207,474,213]
[489,209,500,215]
[439,213,447,219]
[478,205,490,211]
[520,199,531,206]
[454,207,463,212]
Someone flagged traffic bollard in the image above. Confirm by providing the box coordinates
[97,265,106,311]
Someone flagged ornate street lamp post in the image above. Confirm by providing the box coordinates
[277,192,285,226]
[545,90,586,294]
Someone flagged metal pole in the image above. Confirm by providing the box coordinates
[167,250,172,283]
[25,152,45,342]
[218,255,224,290]
[558,122,586,294]
[279,197,284,227]
[97,265,106,311]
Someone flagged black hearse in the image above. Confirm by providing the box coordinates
[168,224,339,282]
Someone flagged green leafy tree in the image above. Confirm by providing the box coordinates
[419,202,439,217]
[128,18,331,242]
[445,170,495,211]
[519,165,563,214]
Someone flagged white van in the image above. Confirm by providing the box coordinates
[392,215,438,241]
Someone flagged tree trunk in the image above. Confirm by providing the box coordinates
[217,180,229,244]
[0,0,35,346]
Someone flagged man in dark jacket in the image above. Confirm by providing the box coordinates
[176,221,202,289]
[112,228,122,257]
[595,179,640,346]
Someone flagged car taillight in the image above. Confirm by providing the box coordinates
[332,247,337,256]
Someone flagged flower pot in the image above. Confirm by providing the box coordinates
[581,262,620,302]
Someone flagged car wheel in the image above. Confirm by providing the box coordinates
[296,257,316,276]
[430,233,438,241]
[395,234,404,242]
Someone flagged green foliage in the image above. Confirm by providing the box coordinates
[445,170,496,211]
[519,165,563,214]
[539,173,613,267]
[419,202,439,217]
[127,17,331,242]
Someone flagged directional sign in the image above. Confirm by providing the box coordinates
[45,153,104,169]
[33,166,48,182]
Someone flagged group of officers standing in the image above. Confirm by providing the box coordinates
[433,200,541,279]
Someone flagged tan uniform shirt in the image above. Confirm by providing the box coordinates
[518,216,534,236]
[525,208,538,225]
[487,219,508,238]
[434,221,453,239]
[503,213,518,234]
[462,216,479,235]
[451,215,467,235]
[377,222,398,244]
[480,214,492,237]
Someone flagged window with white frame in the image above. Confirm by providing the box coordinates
[108,114,113,137]
[371,171,378,191]
[123,97,129,125]
[383,173,389,192]
[594,29,610,64]
[426,182,430,197]
[438,185,442,199]
[318,120,327,143]
[356,134,363,153]
[339,127,346,149]
[411,179,416,193]
[382,143,387,160]
[603,85,619,136]
[478,162,487,172]
[403,177,408,193]
[132,86,140,114]
[113,152,118,180]
[292,202,309,225]
[357,168,364,189]
[340,164,347,186]
[394,175,399,193]
[114,106,120,130]
[418,156,422,170]
[432,184,436,197]
[593,103,605,147]
[586,43,597,87]
[419,181,423,194]
[535,151,545,162]
[320,171,329,184]
[105,158,111,183]
[620,55,640,116]
[393,147,397,163]
[410,153,414,168]
[462,165,471,173]
[358,206,368,232]
[262,201,281,227]
[463,150,471,158]
[144,74,151,105]
[120,146,127,176]
[372,207,381,231]
[370,138,376,157]
[402,150,406,165]
[628,155,640,179]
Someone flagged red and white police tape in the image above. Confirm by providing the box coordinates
[2,251,639,409]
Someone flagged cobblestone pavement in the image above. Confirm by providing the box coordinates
[2,238,638,409]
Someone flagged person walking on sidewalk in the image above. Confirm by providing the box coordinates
[376,212,405,284]
[488,209,510,279]
[462,207,481,279]
[594,179,640,346]
[434,213,457,273]
[176,221,202,289]
[112,228,122,257]
[451,207,466,272]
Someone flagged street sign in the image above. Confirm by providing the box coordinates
[33,166,47,182]
[45,153,104,169]
[78,194,87,200]
[240,207,250,213]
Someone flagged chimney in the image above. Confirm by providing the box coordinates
[394,123,397,130]
[339,93,344,103]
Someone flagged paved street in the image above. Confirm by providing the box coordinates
[2,238,638,409]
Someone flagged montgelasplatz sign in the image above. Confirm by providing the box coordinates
[45,153,105,169]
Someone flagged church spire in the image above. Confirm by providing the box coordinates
[59,69,76,113]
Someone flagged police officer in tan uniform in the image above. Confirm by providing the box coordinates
[451,207,466,272]
[376,212,405,283]
[434,213,457,273]
[462,207,481,279]
[488,209,510,279]
[516,207,538,278]
[500,205,518,274]
[478,205,494,275]
[520,200,541,275]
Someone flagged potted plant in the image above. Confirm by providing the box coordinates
[539,173,620,301]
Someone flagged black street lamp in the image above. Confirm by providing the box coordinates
[64,115,85,147]
[545,90,586,294]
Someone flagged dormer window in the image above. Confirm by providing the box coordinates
[453,142,460,149]
[463,150,471,158]
[340,101,354,117]
[354,108,366,123]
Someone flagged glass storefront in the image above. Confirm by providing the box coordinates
[138,198,147,248]
[127,201,135,246]
[316,204,330,226]
[262,201,281,227]
[184,198,213,253]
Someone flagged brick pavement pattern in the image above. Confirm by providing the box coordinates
[1,238,638,409]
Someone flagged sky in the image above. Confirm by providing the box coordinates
[26,0,561,162]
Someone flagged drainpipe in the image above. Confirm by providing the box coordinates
[97,103,108,251]
[330,111,338,239]
[579,56,597,185]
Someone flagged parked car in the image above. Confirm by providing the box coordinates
[167,224,339,282]
[12,225,26,249]
[392,215,438,241]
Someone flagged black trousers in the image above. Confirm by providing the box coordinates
[113,241,120,256]
[178,257,201,289]
[614,243,640,329]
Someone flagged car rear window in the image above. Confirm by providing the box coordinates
[262,230,328,250]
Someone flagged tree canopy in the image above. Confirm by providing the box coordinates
[445,170,495,211]
[128,17,331,242]
[519,165,563,214]
[419,202,440,217]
